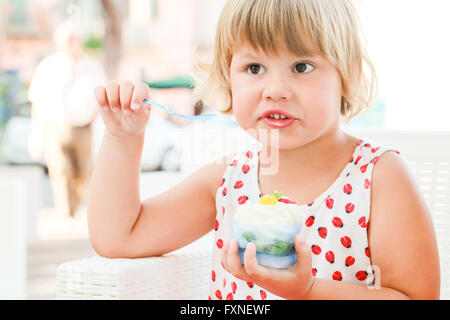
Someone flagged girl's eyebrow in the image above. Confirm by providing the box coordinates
[235,50,320,61]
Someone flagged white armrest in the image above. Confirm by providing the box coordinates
[57,232,214,300]
[57,251,212,299]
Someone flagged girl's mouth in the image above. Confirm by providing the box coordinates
[261,116,296,128]
[259,109,298,128]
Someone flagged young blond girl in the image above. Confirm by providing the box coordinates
[90,0,440,300]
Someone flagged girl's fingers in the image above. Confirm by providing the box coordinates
[131,82,151,111]
[227,239,247,278]
[243,242,267,281]
[94,85,108,109]
[119,80,134,114]
[294,234,312,274]
[105,81,121,113]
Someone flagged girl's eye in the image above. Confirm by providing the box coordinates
[247,64,265,75]
[294,62,314,73]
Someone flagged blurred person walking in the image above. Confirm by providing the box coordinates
[28,21,107,218]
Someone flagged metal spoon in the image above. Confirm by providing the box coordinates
[143,99,216,122]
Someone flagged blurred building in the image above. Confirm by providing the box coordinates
[1,0,226,83]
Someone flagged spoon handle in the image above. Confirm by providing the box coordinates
[143,99,216,122]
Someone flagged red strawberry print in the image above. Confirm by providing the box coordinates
[222,187,227,196]
[223,278,226,287]
[365,247,370,258]
[215,290,222,300]
[211,270,216,281]
[305,216,315,227]
[222,206,225,217]
[364,178,371,189]
[371,147,380,153]
[325,197,334,209]
[360,164,368,173]
[341,236,352,248]
[245,151,253,159]
[234,180,244,189]
[307,200,314,206]
[220,178,225,187]
[318,227,328,239]
[356,139,363,146]
[209,296,211,300]
[246,281,254,288]
[260,290,267,300]
[226,292,234,300]
[343,183,352,194]
[312,268,317,276]
[278,198,296,204]
[332,271,342,281]
[241,164,250,174]
[345,256,355,267]
[325,251,335,263]
[356,271,368,281]
[354,155,362,165]
[311,245,322,255]
[230,159,238,167]
[349,156,354,163]
[237,195,248,205]
[246,295,253,300]
[332,217,343,228]
[231,281,237,293]
[216,239,223,249]
[345,203,355,214]
[358,216,367,228]
[371,156,379,164]
[363,143,371,148]
[214,219,219,231]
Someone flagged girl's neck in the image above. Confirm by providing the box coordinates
[259,128,356,181]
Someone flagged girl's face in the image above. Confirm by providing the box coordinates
[229,42,344,150]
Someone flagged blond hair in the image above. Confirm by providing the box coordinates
[193,0,377,120]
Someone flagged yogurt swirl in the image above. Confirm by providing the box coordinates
[233,200,303,225]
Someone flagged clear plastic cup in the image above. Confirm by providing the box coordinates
[231,220,301,269]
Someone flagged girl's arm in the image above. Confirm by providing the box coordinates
[88,81,227,258]
[306,151,440,300]
[88,129,227,257]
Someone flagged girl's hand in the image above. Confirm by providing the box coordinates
[94,81,151,138]
[221,234,315,300]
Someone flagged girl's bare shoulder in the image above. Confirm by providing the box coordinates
[369,151,440,299]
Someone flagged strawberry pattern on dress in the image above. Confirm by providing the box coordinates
[208,139,398,300]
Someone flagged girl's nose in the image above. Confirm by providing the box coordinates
[262,78,292,102]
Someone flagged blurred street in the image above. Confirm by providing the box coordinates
[27,173,91,300]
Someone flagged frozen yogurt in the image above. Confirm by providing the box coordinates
[231,191,304,268]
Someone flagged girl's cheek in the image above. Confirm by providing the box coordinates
[231,89,257,128]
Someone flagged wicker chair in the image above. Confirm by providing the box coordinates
[56,129,450,299]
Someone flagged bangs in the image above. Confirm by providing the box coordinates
[226,0,319,57]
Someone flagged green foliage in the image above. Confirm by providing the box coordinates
[83,35,104,50]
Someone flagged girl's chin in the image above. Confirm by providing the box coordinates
[257,138,312,151]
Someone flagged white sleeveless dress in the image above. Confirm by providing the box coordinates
[208,139,397,300]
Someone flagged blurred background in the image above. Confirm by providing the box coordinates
[0,0,449,299]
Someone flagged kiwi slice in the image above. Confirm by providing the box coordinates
[242,231,255,242]
[256,240,295,256]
